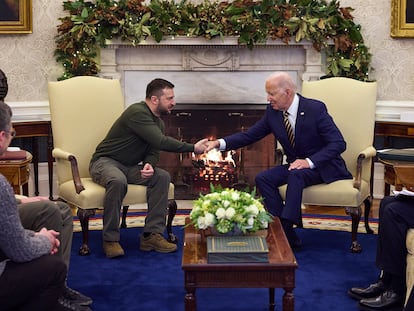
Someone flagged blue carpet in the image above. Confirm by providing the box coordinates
[67,227,379,311]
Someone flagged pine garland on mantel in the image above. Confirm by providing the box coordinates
[54,0,372,81]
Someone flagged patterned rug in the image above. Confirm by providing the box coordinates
[73,210,378,234]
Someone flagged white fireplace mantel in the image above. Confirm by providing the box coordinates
[99,37,327,105]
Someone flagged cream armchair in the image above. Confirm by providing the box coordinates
[48,76,176,255]
[279,77,377,252]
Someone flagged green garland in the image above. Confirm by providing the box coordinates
[55,0,372,81]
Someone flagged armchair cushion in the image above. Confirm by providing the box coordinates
[58,179,174,209]
[279,178,369,207]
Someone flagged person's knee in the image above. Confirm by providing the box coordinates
[40,202,62,222]
[154,168,171,185]
[54,201,71,218]
[42,255,67,283]
[287,169,306,187]
[379,196,395,210]
[107,176,128,194]
[255,171,266,186]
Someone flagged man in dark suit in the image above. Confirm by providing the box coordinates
[348,195,414,311]
[206,72,352,248]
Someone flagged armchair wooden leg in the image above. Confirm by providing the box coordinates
[77,208,96,256]
[121,205,129,228]
[345,206,362,253]
[167,199,178,244]
[363,198,374,234]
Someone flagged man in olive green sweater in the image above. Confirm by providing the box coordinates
[90,78,208,258]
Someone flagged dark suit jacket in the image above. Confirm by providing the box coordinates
[223,94,352,183]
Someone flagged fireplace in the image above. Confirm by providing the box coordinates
[156,104,275,199]
[98,37,326,198]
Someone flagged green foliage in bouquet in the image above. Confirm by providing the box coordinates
[190,185,273,234]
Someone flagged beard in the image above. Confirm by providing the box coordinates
[158,106,172,116]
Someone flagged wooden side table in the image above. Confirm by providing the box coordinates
[13,121,54,199]
[378,155,414,195]
[0,151,32,195]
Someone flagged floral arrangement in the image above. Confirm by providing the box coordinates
[189,186,273,234]
[54,0,372,81]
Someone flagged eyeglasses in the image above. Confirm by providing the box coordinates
[5,129,16,138]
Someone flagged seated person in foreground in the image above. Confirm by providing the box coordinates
[348,195,414,311]
[0,103,66,310]
[89,78,208,258]
[205,72,351,248]
[0,83,92,310]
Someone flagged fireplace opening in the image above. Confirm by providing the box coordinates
[158,104,276,199]
[185,149,238,194]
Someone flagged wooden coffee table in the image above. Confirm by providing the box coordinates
[181,217,297,311]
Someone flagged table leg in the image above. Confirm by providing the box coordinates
[268,288,275,311]
[47,132,54,200]
[184,288,196,311]
[22,183,29,196]
[384,183,390,196]
[282,288,294,311]
[32,137,40,196]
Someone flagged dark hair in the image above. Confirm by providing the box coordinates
[145,78,174,99]
[0,102,12,132]
[0,69,8,101]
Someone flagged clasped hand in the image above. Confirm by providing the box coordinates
[35,227,60,255]
[194,139,219,154]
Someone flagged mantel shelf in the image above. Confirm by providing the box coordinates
[105,36,317,48]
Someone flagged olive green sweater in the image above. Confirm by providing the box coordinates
[91,102,194,167]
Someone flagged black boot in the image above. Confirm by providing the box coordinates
[348,279,387,300]
[359,290,404,310]
[281,218,302,249]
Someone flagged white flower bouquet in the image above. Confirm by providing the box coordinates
[189,186,273,234]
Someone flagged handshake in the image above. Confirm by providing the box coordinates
[194,138,220,154]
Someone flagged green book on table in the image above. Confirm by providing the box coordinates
[206,235,269,264]
[377,148,414,162]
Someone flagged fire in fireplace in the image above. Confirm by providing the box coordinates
[185,149,238,194]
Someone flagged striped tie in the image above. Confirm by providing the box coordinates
[283,111,295,147]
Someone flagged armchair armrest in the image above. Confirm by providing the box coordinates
[52,148,85,194]
[354,146,377,190]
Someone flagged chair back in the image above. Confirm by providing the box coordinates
[301,77,377,182]
[48,76,124,185]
